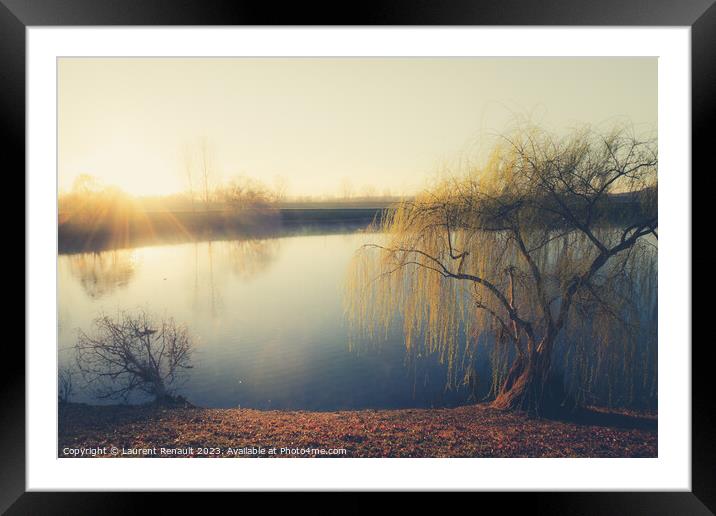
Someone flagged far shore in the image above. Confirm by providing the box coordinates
[58,206,386,254]
[57,191,650,254]
[58,402,657,458]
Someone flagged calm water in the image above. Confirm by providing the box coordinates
[58,232,467,409]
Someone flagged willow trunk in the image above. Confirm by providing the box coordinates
[492,336,563,416]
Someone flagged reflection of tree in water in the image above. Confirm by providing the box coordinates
[189,239,279,319]
[68,250,136,299]
[225,239,279,280]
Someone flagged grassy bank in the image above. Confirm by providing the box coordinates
[59,403,656,458]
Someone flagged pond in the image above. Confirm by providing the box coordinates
[58,231,470,409]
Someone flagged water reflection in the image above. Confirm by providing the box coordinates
[225,239,279,280]
[58,231,656,410]
[67,250,137,299]
[188,239,279,319]
[59,233,439,409]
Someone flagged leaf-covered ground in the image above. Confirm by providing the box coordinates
[58,403,657,458]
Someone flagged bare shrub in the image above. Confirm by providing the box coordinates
[75,310,193,403]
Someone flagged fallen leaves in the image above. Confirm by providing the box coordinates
[58,403,657,458]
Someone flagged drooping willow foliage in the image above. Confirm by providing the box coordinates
[346,124,657,410]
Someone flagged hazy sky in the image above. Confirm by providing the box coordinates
[58,58,656,197]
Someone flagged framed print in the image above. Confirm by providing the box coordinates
[6,0,711,511]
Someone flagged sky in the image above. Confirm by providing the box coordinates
[58,58,657,198]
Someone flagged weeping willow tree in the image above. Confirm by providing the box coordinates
[346,125,657,416]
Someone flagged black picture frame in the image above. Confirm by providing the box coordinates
[5,0,709,511]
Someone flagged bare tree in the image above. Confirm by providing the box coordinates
[218,176,275,212]
[58,367,75,404]
[199,138,214,212]
[347,124,657,416]
[75,310,193,402]
[272,175,289,204]
[340,177,354,200]
[182,144,196,212]
[360,185,377,199]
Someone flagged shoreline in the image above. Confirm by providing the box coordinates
[57,208,383,254]
[59,402,657,458]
